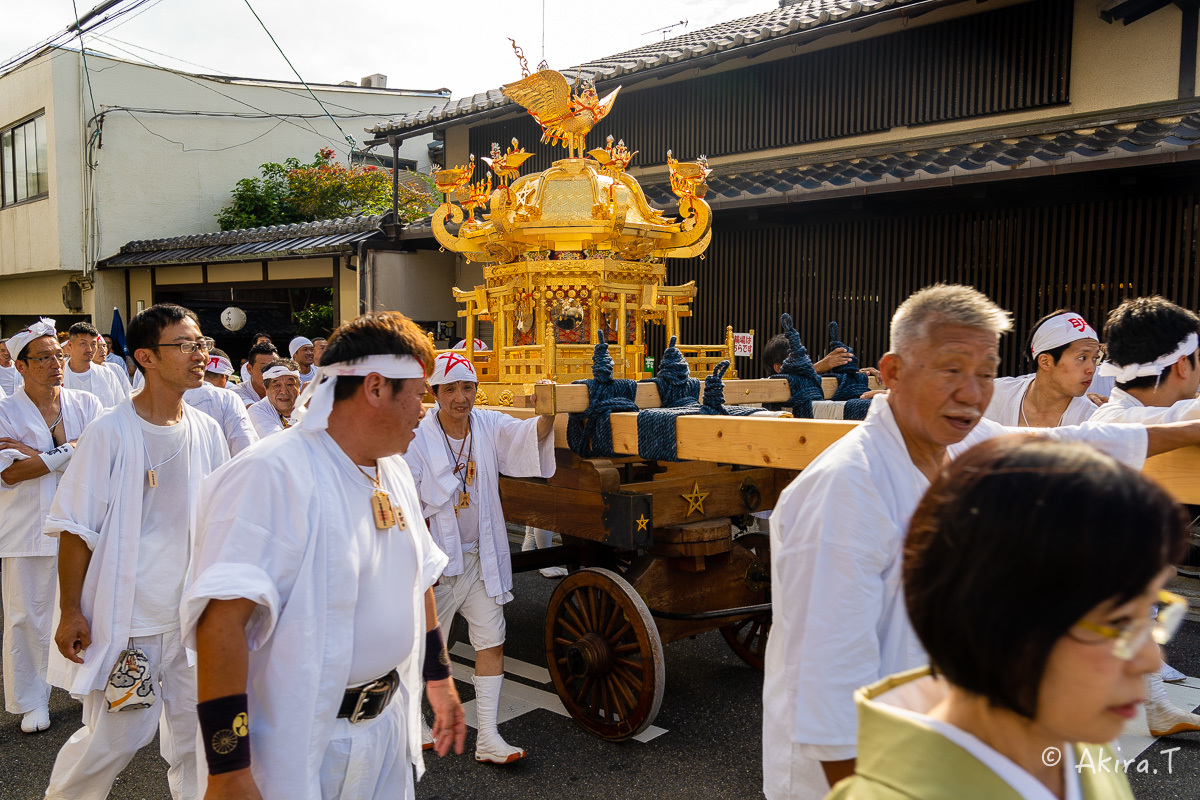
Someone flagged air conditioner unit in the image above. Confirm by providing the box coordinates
[62,280,83,313]
[360,73,387,89]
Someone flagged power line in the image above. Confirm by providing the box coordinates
[122,112,287,152]
[240,0,357,155]
[72,0,99,119]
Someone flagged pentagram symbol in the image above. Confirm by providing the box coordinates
[232,712,248,737]
[439,352,476,374]
[211,729,239,754]
[681,481,709,517]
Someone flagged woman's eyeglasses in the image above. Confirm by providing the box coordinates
[1075,590,1187,660]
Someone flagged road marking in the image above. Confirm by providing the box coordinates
[449,645,668,743]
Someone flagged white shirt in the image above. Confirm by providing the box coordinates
[441,432,479,547]
[63,361,128,409]
[182,427,448,797]
[183,382,260,455]
[130,416,191,636]
[1090,386,1200,424]
[247,396,291,438]
[763,395,1147,800]
[104,359,133,394]
[232,378,265,407]
[298,365,317,385]
[984,374,1096,427]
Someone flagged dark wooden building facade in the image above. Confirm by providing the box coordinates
[369,0,1200,375]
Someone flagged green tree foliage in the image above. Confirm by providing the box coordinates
[217,148,435,231]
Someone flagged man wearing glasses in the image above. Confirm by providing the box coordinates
[62,322,129,410]
[0,319,103,734]
[43,304,229,800]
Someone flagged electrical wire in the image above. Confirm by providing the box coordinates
[240,0,357,156]
[72,0,99,119]
[122,112,287,152]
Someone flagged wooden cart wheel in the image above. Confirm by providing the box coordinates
[720,532,772,671]
[544,567,665,740]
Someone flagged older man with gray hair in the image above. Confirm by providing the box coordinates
[763,284,1200,800]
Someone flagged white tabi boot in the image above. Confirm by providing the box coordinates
[1146,671,1200,737]
[20,704,50,734]
[473,674,526,764]
[421,714,435,751]
[1160,661,1188,683]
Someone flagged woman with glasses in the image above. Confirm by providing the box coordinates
[827,435,1190,799]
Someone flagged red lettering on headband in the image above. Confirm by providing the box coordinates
[1069,317,1086,332]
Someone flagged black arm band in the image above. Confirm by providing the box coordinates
[198,693,252,775]
[423,625,451,682]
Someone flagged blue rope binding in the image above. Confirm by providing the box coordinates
[565,334,639,457]
[636,337,702,462]
[766,313,824,418]
[828,321,869,401]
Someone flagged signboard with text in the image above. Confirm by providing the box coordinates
[733,332,754,357]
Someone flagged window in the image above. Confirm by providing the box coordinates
[2,113,48,207]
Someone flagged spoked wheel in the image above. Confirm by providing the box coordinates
[544,567,665,740]
[720,532,772,671]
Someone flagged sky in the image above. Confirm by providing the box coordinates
[1,0,771,104]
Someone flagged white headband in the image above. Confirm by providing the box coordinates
[289,336,313,357]
[1096,333,1200,384]
[262,366,301,382]
[430,351,478,386]
[206,355,234,376]
[1030,312,1097,357]
[7,318,56,360]
[291,353,427,431]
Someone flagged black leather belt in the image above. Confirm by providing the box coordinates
[337,670,399,723]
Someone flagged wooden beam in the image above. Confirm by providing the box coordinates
[533,376,883,413]
[484,406,1200,504]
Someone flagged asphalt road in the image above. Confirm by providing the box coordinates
[2,563,1199,800]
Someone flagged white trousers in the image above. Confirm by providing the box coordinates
[45,629,198,800]
[432,548,505,651]
[318,699,414,800]
[2,554,56,713]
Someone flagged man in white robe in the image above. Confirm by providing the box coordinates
[43,304,229,800]
[95,334,134,394]
[0,320,102,734]
[0,340,21,396]
[289,335,318,384]
[246,359,301,438]
[182,311,465,800]
[61,322,128,409]
[405,351,555,764]
[237,333,273,385]
[1084,295,1200,735]
[984,310,1101,427]
[232,341,277,407]
[183,352,259,457]
[764,284,1200,800]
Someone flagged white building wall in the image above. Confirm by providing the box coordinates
[0,47,448,327]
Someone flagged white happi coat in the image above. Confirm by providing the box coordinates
[181,428,449,799]
[405,407,555,602]
[983,374,1097,427]
[0,364,18,396]
[42,400,229,695]
[1090,386,1200,424]
[63,362,129,409]
[104,360,133,394]
[232,379,264,407]
[763,396,1148,800]
[184,382,260,455]
[0,388,103,557]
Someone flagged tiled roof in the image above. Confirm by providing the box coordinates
[367,0,931,138]
[101,214,388,268]
[633,112,1200,207]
